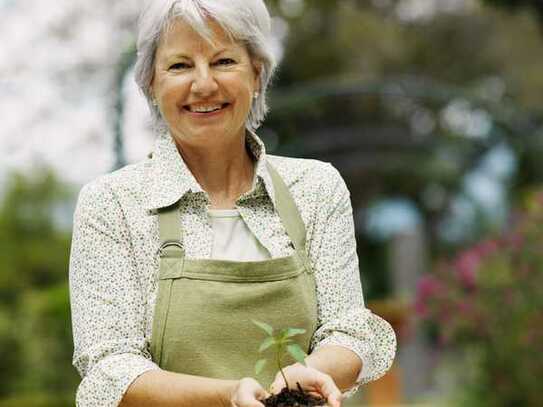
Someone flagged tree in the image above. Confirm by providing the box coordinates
[0,169,77,405]
[483,0,543,25]
[260,1,543,298]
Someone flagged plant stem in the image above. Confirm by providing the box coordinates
[277,344,290,389]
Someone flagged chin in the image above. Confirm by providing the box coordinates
[172,126,229,142]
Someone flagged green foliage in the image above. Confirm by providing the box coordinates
[0,171,71,302]
[483,0,543,22]
[0,170,78,402]
[0,394,73,407]
[262,0,543,301]
[252,320,308,389]
[415,190,543,406]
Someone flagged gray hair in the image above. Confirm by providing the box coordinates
[134,0,277,132]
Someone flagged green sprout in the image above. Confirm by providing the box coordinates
[252,320,308,390]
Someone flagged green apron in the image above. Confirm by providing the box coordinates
[150,163,318,386]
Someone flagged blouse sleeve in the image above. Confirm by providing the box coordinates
[69,180,160,407]
[308,163,396,397]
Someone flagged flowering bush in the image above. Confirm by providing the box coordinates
[415,191,543,406]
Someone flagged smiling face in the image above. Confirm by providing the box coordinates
[151,19,261,147]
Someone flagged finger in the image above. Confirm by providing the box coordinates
[256,387,271,401]
[234,400,266,407]
[269,376,286,394]
[235,393,267,407]
[269,383,283,395]
[327,391,343,407]
[315,374,342,407]
[234,378,270,407]
[251,382,270,402]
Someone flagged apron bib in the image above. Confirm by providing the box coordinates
[150,163,318,386]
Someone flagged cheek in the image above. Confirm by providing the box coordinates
[157,77,191,105]
[232,82,254,112]
[221,70,255,98]
[162,89,182,111]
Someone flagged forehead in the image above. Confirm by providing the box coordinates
[158,18,242,56]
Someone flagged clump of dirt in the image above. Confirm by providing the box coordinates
[262,383,326,407]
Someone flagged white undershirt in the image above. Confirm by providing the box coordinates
[208,209,271,261]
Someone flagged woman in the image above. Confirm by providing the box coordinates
[69,1,396,406]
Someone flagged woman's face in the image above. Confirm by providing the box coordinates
[151,19,261,147]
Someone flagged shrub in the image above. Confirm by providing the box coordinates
[415,190,543,406]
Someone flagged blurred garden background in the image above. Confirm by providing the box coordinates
[1,0,542,405]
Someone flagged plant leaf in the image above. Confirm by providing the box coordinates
[277,328,288,341]
[259,336,276,352]
[255,358,267,375]
[252,320,273,335]
[286,344,307,365]
[285,328,306,338]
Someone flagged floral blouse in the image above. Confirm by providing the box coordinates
[69,130,396,406]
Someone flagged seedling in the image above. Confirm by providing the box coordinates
[252,319,308,390]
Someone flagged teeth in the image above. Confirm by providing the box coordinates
[190,105,223,113]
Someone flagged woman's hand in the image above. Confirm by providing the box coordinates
[229,377,270,407]
[269,363,343,407]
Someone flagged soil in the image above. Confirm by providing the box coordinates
[262,383,326,407]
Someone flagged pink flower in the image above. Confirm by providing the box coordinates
[416,275,443,299]
[454,251,480,289]
[414,299,428,318]
[458,267,476,290]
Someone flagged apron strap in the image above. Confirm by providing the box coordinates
[265,162,307,254]
[158,202,184,257]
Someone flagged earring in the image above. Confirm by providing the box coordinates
[151,98,158,106]
[253,91,260,100]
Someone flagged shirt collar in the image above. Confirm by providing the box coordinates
[145,129,276,212]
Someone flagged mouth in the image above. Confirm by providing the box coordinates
[183,102,230,114]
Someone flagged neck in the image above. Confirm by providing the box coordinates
[175,133,255,209]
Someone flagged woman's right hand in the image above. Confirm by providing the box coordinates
[228,377,270,407]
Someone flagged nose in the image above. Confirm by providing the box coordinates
[191,64,219,97]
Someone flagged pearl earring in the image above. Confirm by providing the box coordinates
[151,98,158,106]
[253,91,260,100]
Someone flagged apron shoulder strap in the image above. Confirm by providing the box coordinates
[157,202,184,257]
[265,161,307,254]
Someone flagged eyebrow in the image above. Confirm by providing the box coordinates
[168,48,235,60]
[169,53,190,60]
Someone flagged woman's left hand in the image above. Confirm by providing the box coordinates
[269,363,343,407]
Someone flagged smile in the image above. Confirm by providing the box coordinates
[184,103,230,113]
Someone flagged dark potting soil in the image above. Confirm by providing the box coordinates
[262,383,326,407]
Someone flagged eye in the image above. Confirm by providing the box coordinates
[169,62,190,70]
[214,58,236,66]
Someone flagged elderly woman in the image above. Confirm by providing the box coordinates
[69,1,396,406]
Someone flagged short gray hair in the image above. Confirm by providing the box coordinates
[134,0,277,132]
